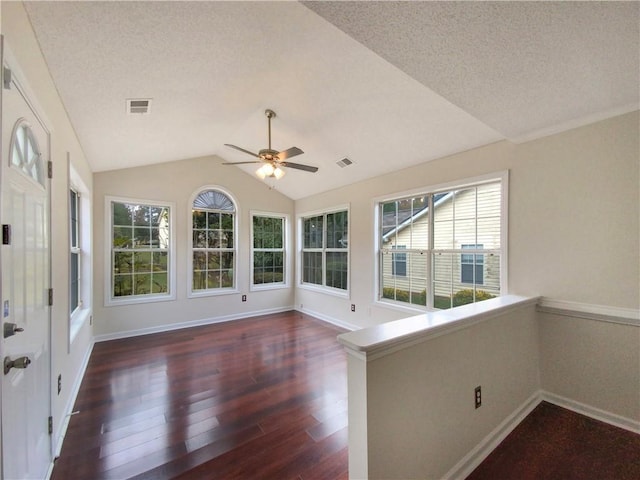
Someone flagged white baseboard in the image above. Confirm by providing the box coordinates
[541,391,640,434]
[444,391,542,480]
[53,339,95,458]
[93,306,295,342]
[295,306,359,332]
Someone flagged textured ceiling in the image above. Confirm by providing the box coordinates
[23,1,639,200]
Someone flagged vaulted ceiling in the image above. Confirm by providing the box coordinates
[24,1,639,200]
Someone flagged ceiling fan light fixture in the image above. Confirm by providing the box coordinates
[256,162,280,179]
[273,166,285,179]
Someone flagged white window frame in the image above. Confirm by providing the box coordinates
[250,211,290,291]
[374,171,508,312]
[104,195,176,306]
[297,204,350,298]
[187,186,239,298]
[69,161,91,345]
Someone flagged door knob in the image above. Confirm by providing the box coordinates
[4,322,24,338]
[4,356,31,375]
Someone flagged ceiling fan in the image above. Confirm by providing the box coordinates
[223,109,318,179]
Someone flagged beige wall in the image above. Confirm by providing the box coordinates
[1,0,95,458]
[93,156,295,336]
[539,312,640,422]
[296,111,639,327]
[350,303,540,479]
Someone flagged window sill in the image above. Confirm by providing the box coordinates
[187,288,239,299]
[375,299,428,315]
[105,293,176,307]
[298,282,349,299]
[250,283,290,292]
[70,308,91,344]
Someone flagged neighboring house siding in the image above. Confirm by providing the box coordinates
[382,183,501,302]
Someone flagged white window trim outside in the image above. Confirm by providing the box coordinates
[297,204,350,299]
[250,211,291,292]
[69,160,91,346]
[187,185,239,298]
[104,195,177,306]
[373,171,509,312]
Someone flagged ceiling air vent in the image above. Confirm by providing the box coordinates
[336,157,353,168]
[126,98,152,115]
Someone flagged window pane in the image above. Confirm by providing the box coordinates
[193,271,206,290]
[193,230,208,248]
[193,251,206,271]
[113,202,133,226]
[304,216,323,248]
[193,211,207,229]
[114,274,133,297]
[70,191,79,247]
[327,211,348,248]
[207,252,220,270]
[152,252,168,272]
[477,182,501,249]
[207,211,220,229]
[151,273,168,293]
[433,192,454,250]
[134,273,152,295]
[433,253,454,309]
[326,252,348,289]
[134,227,151,247]
[303,252,322,285]
[220,213,233,230]
[134,252,152,273]
[70,252,79,314]
[149,207,166,227]
[114,252,133,273]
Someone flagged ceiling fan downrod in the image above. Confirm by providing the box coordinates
[265,109,275,151]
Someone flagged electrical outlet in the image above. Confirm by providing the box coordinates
[58,374,62,395]
[242,295,247,302]
[475,386,482,409]
[351,304,356,312]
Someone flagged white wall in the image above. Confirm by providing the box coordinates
[93,156,295,337]
[296,112,639,326]
[1,0,95,458]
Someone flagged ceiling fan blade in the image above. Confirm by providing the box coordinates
[276,146,304,160]
[224,143,260,158]
[281,161,318,173]
[222,161,263,165]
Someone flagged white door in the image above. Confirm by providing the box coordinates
[1,44,52,480]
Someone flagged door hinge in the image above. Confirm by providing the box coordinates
[48,288,53,306]
[3,67,11,90]
[47,160,53,179]
[2,224,10,245]
[48,416,53,435]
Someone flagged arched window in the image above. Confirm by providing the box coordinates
[10,120,45,186]
[190,188,237,294]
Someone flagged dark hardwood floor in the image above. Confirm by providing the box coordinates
[52,311,349,480]
[467,401,640,480]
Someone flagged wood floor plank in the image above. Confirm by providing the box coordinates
[51,311,349,479]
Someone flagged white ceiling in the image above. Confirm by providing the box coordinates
[24,1,639,200]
